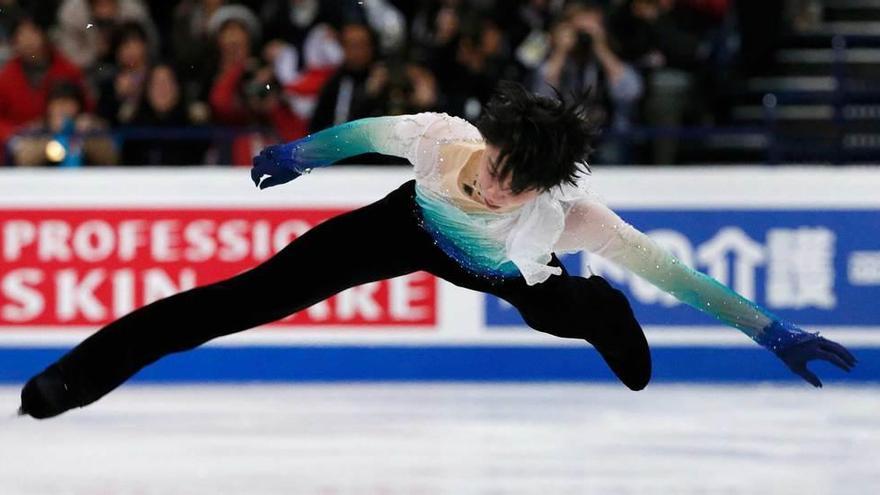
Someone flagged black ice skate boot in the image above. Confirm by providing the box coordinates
[19,364,82,419]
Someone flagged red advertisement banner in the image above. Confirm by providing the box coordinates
[0,209,437,327]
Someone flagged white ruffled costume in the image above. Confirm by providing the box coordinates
[287,111,793,344]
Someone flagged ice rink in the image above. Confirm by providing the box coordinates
[2,383,879,495]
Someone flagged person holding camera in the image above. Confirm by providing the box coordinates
[206,5,267,125]
[10,80,117,166]
[310,22,438,135]
[206,5,292,165]
[532,1,642,164]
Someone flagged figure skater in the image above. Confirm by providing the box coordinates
[20,81,856,419]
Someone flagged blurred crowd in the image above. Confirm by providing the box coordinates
[0,0,812,166]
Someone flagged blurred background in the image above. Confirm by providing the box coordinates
[0,0,877,167]
[1,1,880,494]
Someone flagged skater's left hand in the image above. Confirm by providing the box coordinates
[776,334,858,387]
[251,143,303,189]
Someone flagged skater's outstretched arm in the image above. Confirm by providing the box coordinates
[556,199,858,387]
[251,112,474,189]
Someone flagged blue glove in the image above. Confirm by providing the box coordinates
[251,143,305,190]
[764,321,858,387]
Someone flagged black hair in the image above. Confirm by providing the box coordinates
[475,80,598,194]
[47,80,85,108]
[340,21,379,51]
[113,21,149,47]
[10,13,46,38]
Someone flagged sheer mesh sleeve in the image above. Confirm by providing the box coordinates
[556,198,792,345]
[284,113,480,178]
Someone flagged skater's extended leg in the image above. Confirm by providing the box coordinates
[21,184,427,418]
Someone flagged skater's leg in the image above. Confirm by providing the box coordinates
[21,183,428,418]
[507,271,651,391]
[429,255,651,391]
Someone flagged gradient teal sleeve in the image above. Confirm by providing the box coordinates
[280,116,415,172]
[557,200,811,351]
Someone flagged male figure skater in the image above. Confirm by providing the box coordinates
[20,82,856,419]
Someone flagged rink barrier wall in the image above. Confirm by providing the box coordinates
[3,346,878,384]
[1,166,879,383]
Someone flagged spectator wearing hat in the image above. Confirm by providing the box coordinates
[0,15,89,158]
[9,79,116,166]
[206,4,287,165]
[207,4,275,128]
[205,4,341,151]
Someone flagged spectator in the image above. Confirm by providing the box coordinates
[206,5,264,123]
[266,23,342,141]
[171,0,226,98]
[309,23,437,166]
[253,0,404,119]
[372,59,439,117]
[96,21,152,125]
[9,79,116,166]
[610,0,706,71]
[258,0,353,54]
[53,0,158,71]
[206,4,287,164]
[118,63,207,165]
[0,15,88,156]
[496,0,567,70]
[531,1,643,163]
[430,10,524,119]
[410,0,465,64]
[309,23,380,132]
[207,5,279,129]
[609,0,723,163]
[207,4,341,161]
[356,0,406,53]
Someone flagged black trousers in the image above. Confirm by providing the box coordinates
[51,180,651,408]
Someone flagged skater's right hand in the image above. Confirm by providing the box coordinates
[775,333,858,388]
[251,143,303,190]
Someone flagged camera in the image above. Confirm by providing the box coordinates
[576,32,594,52]
[240,66,277,100]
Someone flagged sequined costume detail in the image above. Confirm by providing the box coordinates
[414,185,521,280]
[280,112,812,353]
[554,200,811,348]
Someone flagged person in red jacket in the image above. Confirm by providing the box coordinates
[0,15,89,161]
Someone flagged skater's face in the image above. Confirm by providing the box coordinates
[476,144,540,210]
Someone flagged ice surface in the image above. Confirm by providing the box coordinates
[2,383,879,495]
